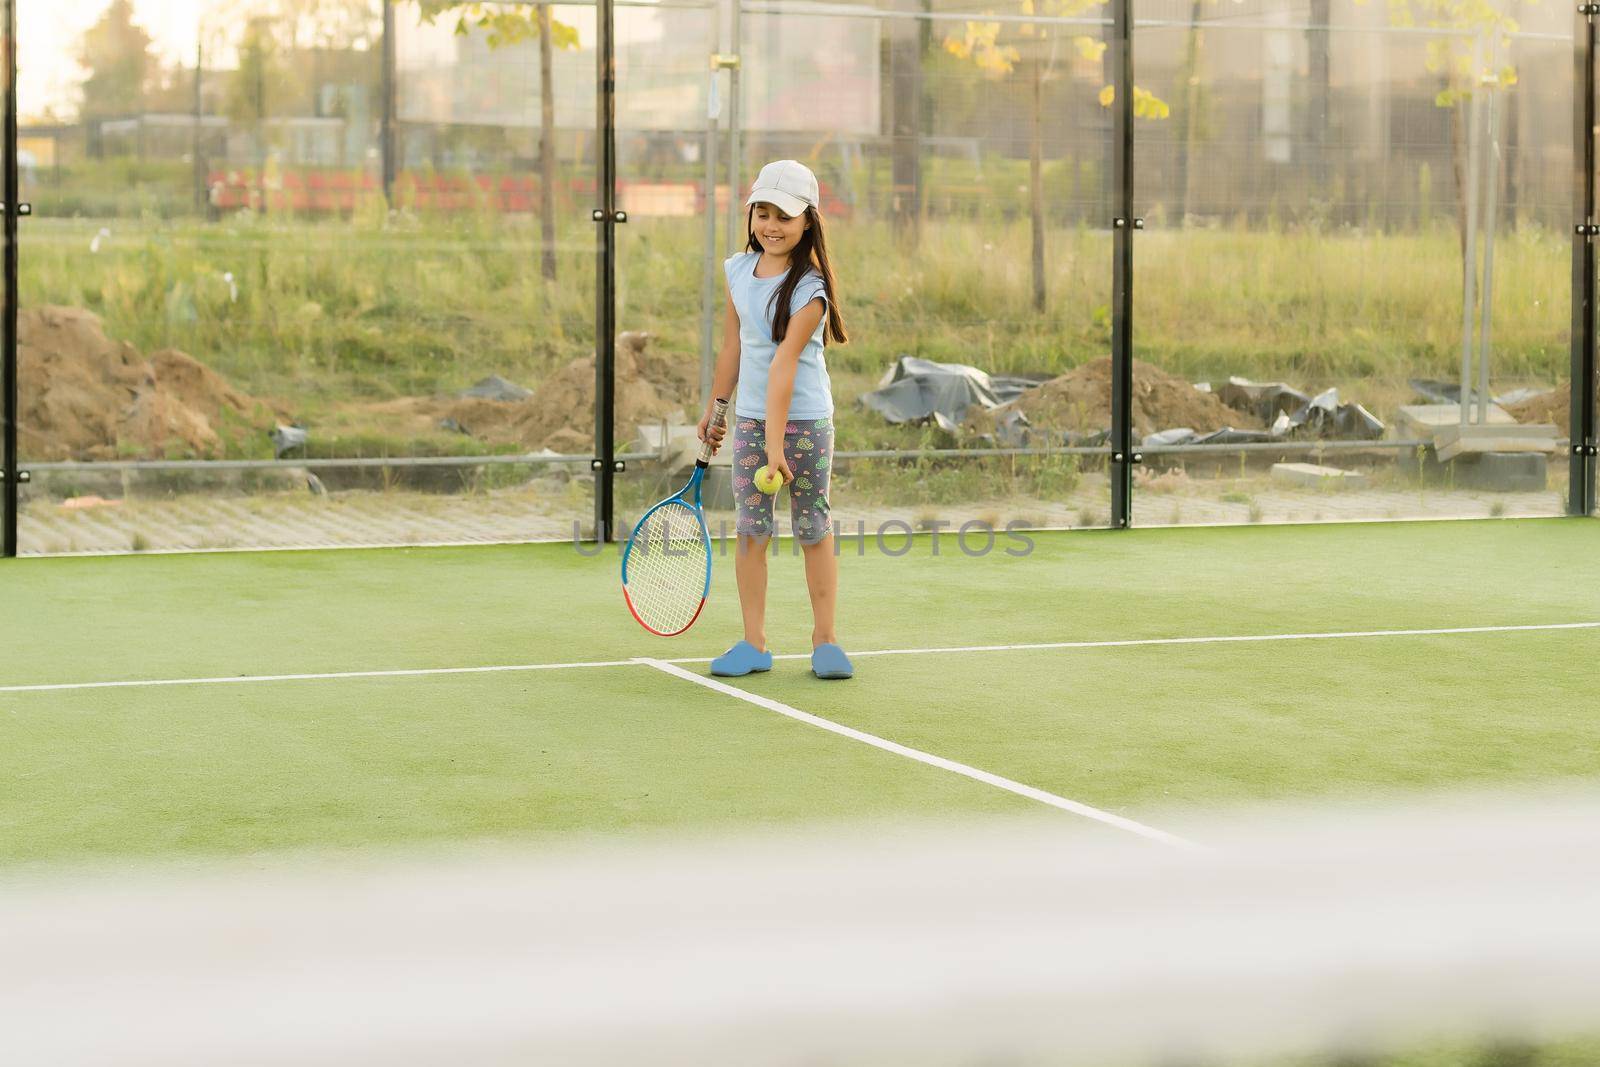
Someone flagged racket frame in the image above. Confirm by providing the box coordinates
[620,398,729,636]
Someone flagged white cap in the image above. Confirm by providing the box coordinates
[744,159,819,217]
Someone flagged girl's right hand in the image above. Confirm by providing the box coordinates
[698,406,727,454]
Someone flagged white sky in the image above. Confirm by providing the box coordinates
[16,1,645,122]
[20,0,207,119]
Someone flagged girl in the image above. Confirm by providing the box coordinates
[697,159,853,680]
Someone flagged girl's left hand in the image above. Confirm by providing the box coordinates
[765,451,794,485]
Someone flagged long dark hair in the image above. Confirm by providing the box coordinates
[745,204,850,347]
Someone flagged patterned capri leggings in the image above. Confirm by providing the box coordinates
[731,416,834,544]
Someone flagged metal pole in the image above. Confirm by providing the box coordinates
[17,437,1457,475]
[382,0,397,207]
[27,453,666,474]
[1459,34,1483,427]
[193,37,206,214]
[726,0,743,255]
[594,0,620,541]
[254,31,267,215]
[2,0,17,558]
[1109,0,1135,528]
[1571,4,1597,516]
[1476,42,1501,427]
[700,59,722,412]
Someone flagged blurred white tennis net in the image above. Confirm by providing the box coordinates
[6,790,1600,1065]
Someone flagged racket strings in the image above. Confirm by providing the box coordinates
[624,503,711,635]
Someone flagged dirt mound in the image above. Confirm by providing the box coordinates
[19,306,266,461]
[21,310,700,462]
[1006,356,1257,436]
[149,348,254,422]
[507,331,693,448]
[369,331,699,452]
[1504,385,1572,426]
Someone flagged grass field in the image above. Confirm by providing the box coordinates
[3,517,1597,869]
[19,210,1571,462]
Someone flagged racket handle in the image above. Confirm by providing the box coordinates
[697,398,729,467]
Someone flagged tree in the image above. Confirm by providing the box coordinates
[137,57,202,114]
[1410,0,1517,253]
[77,0,157,121]
[1380,0,1521,408]
[280,0,381,139]
[1498,0,1523,227]
[226,16,292,211]
[419,2,581,283]
[212,1,376,124]
[1171,0,1218,226]
[889,0,925,245]
[279,0,379,51]
[1306,0,1331,199]
[944,2,1168,312]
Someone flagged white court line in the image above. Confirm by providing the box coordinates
[802,621,1600,662]
[3,621,1595,694]
[0,660,637,694]
[637,657,1202,851]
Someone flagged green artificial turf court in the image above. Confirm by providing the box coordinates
[2,518,1598,867]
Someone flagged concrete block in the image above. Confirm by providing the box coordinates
[1396,404,1514,443]
[1433,422,1560,462]
[1270,462,1369,489]
[1450,451,1549,492]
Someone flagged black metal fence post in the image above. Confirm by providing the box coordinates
[593,0,620,543]
[1109,0,1136,529]
[1572,3,1598,516]
[2,0,18,558]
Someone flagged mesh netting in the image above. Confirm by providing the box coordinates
[623,501,711,635]
[12,793,1600,1063]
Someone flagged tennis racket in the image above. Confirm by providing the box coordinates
[621,398,729,636]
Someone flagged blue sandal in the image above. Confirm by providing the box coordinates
[811,643,854,680]
[710,641,773,677]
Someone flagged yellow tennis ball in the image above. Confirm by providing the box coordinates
[754,465,782,494]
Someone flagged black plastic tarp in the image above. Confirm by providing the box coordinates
[269,424,309,457]
[1141,427,1279,448]
[1216,378,1311,423]
[859,356,1045,431]
[460,375,533,402]
[1218,377,1385,441]
[858,362,1386,448]
[1409,378,1541,407]
[1270,387,1385,440]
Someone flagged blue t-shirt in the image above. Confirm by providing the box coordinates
[724,251,835,421]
